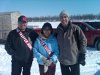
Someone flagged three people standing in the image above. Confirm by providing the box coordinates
[5,10,87,75]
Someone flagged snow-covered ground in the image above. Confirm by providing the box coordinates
[0,44,100,75]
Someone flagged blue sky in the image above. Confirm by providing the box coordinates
[0,0,100,17]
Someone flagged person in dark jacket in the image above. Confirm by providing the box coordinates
[55,10,87,75]
[5,15,38,75]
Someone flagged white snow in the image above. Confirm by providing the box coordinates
[27,22,60,29]
[0,44,100,75]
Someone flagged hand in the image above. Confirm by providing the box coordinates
[42,56,47,64]
[45,59,52,66]
[78,53,86,66]
[42,57,52,66]
[44,65,48,73]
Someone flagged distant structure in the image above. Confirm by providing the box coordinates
[0,11,21,42]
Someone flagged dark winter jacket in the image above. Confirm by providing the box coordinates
[5,28,38,62]
[56,22,87,65]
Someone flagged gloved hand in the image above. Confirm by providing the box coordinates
[44,65,48,73]
[42,56,53,73]
[42,56,52,66]
[78,53,86,66]
[42,56,47,64]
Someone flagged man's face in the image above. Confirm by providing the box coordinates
[60,15,69,26]
[18,22,27,31]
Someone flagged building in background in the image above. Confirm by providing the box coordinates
[0,11,21,42]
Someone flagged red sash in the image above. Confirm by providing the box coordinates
[38,37,53,59]
[16,28,32,50]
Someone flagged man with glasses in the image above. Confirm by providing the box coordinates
[5,15,38,75]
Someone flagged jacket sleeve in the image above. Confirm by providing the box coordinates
[5,32,14,55]
[33,39,43,62]
[50,38,59,64]
[77,26,87,54]
[29,30,39,45]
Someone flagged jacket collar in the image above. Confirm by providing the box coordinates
[57,21,72,32]
[39,33,54,40]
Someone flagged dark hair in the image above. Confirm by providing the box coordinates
[18,15,27,24]
[41,22,53,34]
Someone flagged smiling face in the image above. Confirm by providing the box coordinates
[60,15,69,26]
[18,22,27,31]
[18,16,27,31]
[42,28,51,38]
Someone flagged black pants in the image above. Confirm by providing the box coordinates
[11,58,33,75]
[39,64,56,75]
[60,63,80,75]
